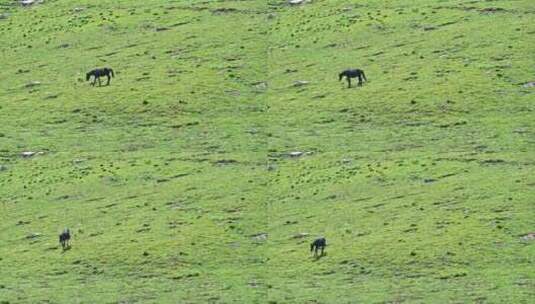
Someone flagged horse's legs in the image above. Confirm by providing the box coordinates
[347,77,351,88]
[91,77,96,86]
[98,77,102,86]
[106,75,111,85]
[358,75,363,86]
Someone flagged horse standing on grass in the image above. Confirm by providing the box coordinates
[59,229,71,249]
[310,237,327,257]
[339,68,367,88]
[86,67,114,86]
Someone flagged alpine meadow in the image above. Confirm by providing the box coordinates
[0,0,534,303]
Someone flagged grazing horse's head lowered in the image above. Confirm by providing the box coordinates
[86,67,115,86]
[339,68,367,88]
[310,237,327,257]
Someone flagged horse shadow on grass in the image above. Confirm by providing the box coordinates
[311,252,327,262]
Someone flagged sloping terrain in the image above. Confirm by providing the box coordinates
[0,0,534,303]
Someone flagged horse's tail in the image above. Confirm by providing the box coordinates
[310,243,314,252]
[109,68,115,78]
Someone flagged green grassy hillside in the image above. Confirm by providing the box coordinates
[0,0,534,303]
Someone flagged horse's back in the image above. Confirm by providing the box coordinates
[313,237,326,247]
[60,230,70,240]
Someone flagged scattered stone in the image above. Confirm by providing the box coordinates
[288,0,311,5]
[287,151,313,158]
[522,81,535,88]
[251,233,268,242]
[253,81,268,90]
[292,80,309,87]
[20,0,43,6]
[520,232,535,241]
[21,151,44,158]
[73,7,85,13]
[0,165,7,172]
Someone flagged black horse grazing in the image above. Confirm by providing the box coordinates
[59,229,71,249]
[310,237,327,257]
[86,68,114,86]
[339,69,367,88]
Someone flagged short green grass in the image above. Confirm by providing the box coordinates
[0,0,534,303]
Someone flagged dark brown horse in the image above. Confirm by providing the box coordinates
[59,228,71,249]
[86,68,114,86]
[339,69,367,88]
[310,237,327,257]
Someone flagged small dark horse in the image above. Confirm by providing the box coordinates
[310,237,327,257]
[86,68,114,86]
[59,228,71,249]
[339,69,367,88]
